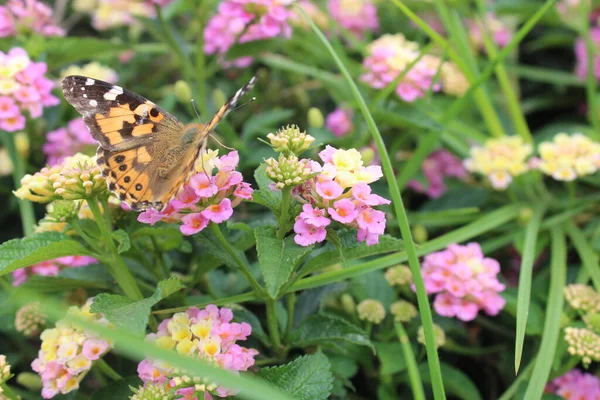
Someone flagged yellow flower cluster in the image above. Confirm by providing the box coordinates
[14,153,108,203]
[564,284,600,313]
[464,136,533,190]
[61,62,118,84]
[537,133,600,181]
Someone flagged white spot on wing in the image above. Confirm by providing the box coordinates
[103,86,123,101]
[85,78,95,86]
[89,100,98,106]
[83,94,87,98]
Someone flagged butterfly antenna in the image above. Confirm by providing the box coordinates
[191,99,202,121]
[209,133,235,151]
[232,97,256,112]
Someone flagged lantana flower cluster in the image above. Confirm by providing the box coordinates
[32,299,113,399]
[136,305,258,399]
[204,0,293,68]
[12,256,96,286]
[137,150,253,235]
[361,34,469,102]
[467,13,512,52]
[421,243,506,322]
[325,107,353,137]
[43,118,96,166]
[536,133,600,181]
[557,0,592,31]
[546,369,600,400]
[73,0,155,31]
[464,136,533,190]
[563,284,600,367]
[15,153,108,203]
[0,47,59,132]
[0,0,65,37]
[408,149,469,198]
[327,0,379,38]
[15,302,47,337]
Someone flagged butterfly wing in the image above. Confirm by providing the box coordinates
[62,75,187,210]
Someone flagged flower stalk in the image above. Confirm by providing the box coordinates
[277,186,292,239]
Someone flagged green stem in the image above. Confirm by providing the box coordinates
[95,358,122,381]
[87,197,144,301]
[395,322,426,400]
[284,292,296,342]
[265,299,282,354]
[209,223,265,296]
[277,186,292,240]
[295,5,446,398]
[584,7,600,139]
[0,382,19,400]
[1,132,35,236]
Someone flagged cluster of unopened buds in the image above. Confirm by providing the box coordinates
[138,150,253,235]
[133,305,258,399]
[535,133,600,181]
[420,243,506,321]
[14,153,108,203]
[32,299,113,398]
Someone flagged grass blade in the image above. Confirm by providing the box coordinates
[395,322,426,400]
[295,5,446,398]
[565,222,600,290]
[522,227,566,399]
[515,205,546,373]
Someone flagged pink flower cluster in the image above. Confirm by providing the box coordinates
[546,369,600,400]
[575,27,600,81]
[421,243,506,321]
[204,0,293,68]
[13,256,96,286]
[325,107,353,137]
[138,151,253,235]
[32,299,112,398]
[0,0,65,37]
[361,35,441,102]
[138,305,258,399]
[327,0,379,38]
[467,13,512,52]
[0,48,59,132]
[292,145,389,246]
[43,118,96,166]
[408,149,469,198]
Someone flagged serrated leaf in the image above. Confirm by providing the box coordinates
[252,166,282,214]
[375,342,407,375]
[291,313,374,351]
[0,232,90,277]
[91,277,184,336]
[300,230,402,275]
[255,227,312,298]
[258,352,333,400]
[112,230,131,254]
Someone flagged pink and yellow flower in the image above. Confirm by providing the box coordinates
[12,256,96,286]
[0,0,65,38]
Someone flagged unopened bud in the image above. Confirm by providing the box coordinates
[16,372,42,390]
[212,88,227,110]
[307,107,324,128]
[340,294,356,316]
[175,80,193,103]
[417,324,446,348]
[412,224,428,244]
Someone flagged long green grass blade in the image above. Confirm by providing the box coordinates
[515,205,546,373]
[395,322,426,400]
[523,227,566,399]
[565,222,600,290]
[295,5,446,398]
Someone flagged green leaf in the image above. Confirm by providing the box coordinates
[255,227,313,298]
[351,271,396,308]
[293,284,347,328]
[232,306,270,346]
[258,352,334,400]
[91,277,184,336]
[0,232,90,277]
[419,362,483,400]
[502,288,544,335]
[375,342,407,375]
[300,230,403,276]
[196,228,250,270]
[112,230,131,254]
[372,106,443,132]
[131,226,183,252]
[252,165,282,214]
[291,313,374,351]
[42,37,129,67]
[225,39,281,61]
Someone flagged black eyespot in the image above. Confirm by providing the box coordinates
[119,164,127,172]
[108,183,116,191]
[124,176,131,183]
[110,171,117,179]
[115,155,125,163]
[119,193,127,201]
[135,184,143,191]
[149,108,159,118]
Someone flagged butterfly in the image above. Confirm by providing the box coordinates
[61,75,256,212]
